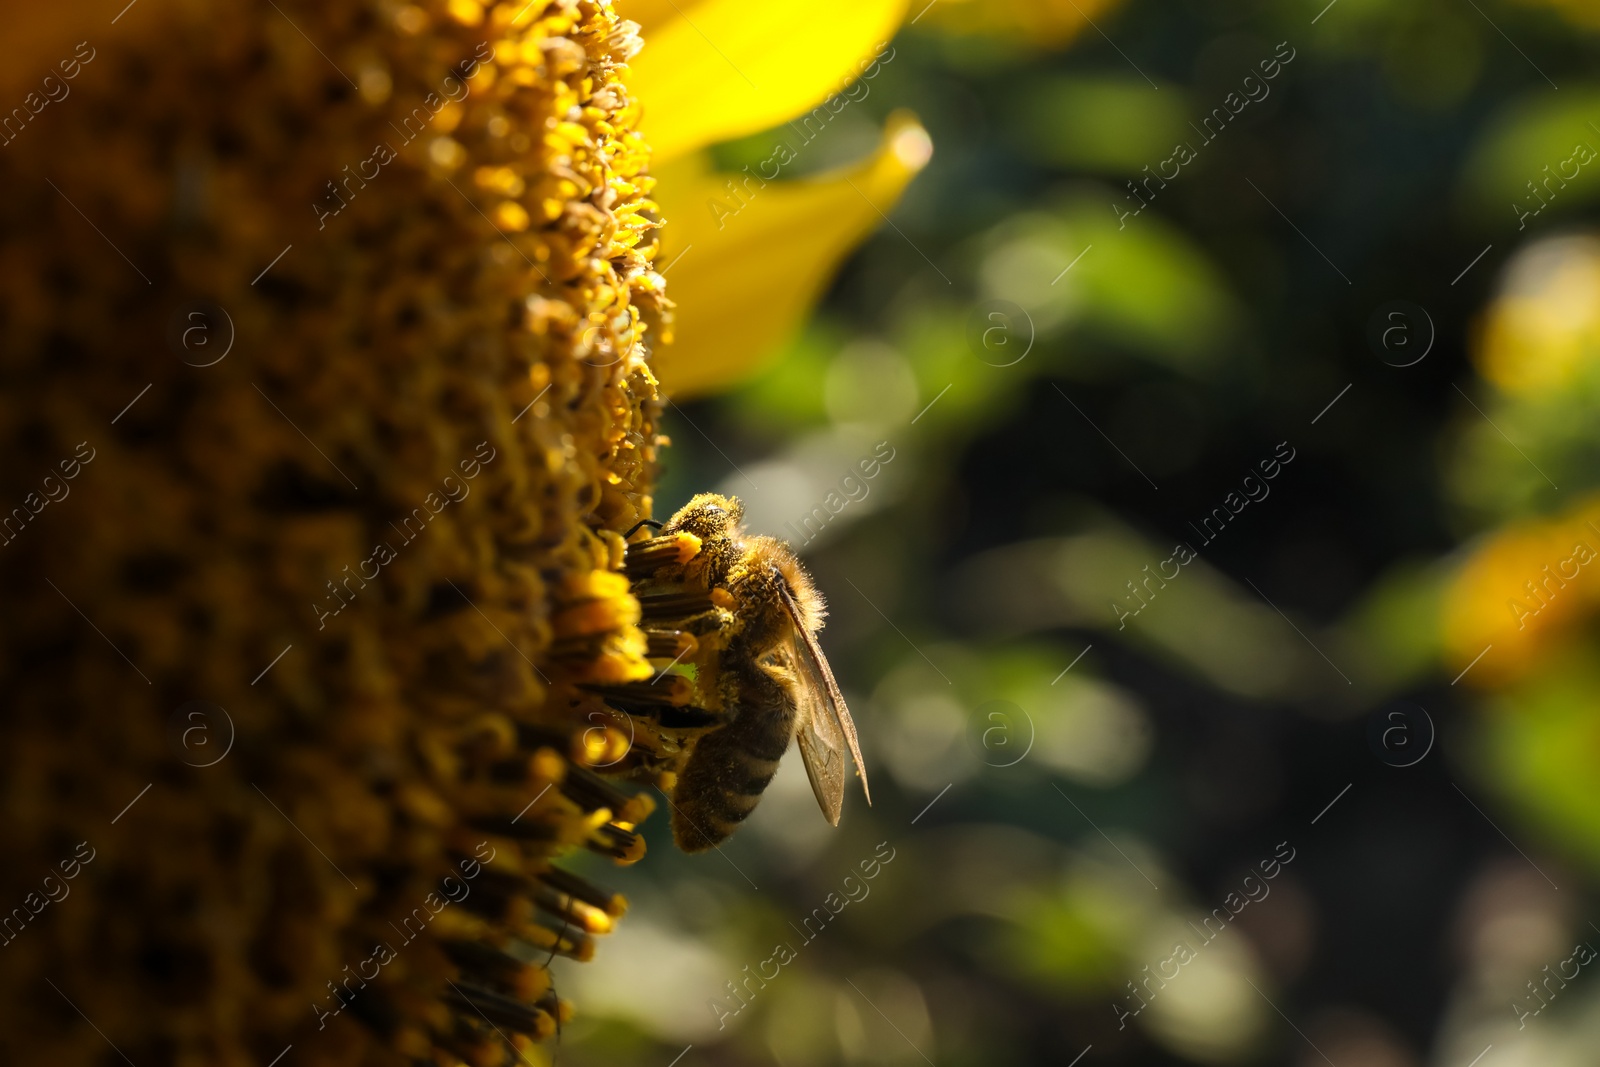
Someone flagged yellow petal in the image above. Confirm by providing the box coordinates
[625,0,910,163]
[652,113,932,396]
[617,0,681,31]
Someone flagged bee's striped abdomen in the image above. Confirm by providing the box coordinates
[671,663,795,852]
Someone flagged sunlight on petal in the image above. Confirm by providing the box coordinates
[625,0,910,163]
[652,113,932,396]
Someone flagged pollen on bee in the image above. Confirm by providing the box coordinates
[624,531,702,577]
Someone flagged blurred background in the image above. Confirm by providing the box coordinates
[567,0,1600,1064]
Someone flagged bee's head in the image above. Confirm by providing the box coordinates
[664,492,744,540]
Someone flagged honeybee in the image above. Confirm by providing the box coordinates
[622,493,870,852]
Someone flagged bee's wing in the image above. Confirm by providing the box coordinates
[777,581,871,827]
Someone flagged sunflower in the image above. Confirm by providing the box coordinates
[0,1,923,1064]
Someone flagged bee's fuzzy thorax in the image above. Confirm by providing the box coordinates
[748,536,827,633]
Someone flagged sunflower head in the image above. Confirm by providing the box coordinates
[0,0,671,1063]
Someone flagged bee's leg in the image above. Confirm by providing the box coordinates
[635,588,723,622]
[633,601,733,646]
[669,660,796,853]
[580,672,693,709]
[644,629,697,660]
[610,609,732,737]
[623,517,665,539]
[623,530,698,578]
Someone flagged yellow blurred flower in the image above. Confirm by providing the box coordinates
[1475,235,1600,397]
[1442,496,1600,686]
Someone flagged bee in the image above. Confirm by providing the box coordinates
[621,493,870,852]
